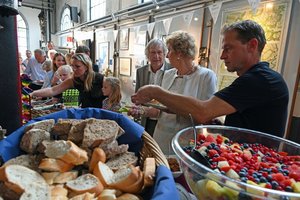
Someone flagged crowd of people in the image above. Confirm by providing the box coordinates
[20,20,289,156]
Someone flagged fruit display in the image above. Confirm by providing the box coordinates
[172,125,300,200]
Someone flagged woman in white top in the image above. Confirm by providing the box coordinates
[137,31,217,154]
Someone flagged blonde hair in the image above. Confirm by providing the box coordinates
[104,77,122,106]
[52,53,66,72]
[65,53,72,65]
[71,53,94,92]
[166,30,197,59]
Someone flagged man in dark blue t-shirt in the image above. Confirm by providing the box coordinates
[131,20,289,137]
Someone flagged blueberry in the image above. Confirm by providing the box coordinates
[271,181,279,189]
[243,143,249,149]
[240,177,248,182]
[285,186,293,192]
[280,196,290,200]
[239,171,247,177]
[238,192,252,200]
[259,177,267,183]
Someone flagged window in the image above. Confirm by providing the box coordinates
[61,7,72,31]
[17,14,28,59]
[90,0,106,20]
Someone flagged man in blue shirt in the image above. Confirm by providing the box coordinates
[131,20,289,137]
[24,49,47,90]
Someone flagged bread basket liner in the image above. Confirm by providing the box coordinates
[0,108,179,200]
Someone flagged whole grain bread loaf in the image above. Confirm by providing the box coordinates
[82,119,124,149]
[24,119,55,132]
[20,129,51,154]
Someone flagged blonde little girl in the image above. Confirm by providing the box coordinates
[102,77,122,112]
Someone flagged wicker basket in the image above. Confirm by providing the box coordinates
[140,131,170,168]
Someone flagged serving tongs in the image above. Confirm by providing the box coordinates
[188,114,211,168]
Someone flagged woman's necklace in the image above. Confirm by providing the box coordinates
[177,65,197,77]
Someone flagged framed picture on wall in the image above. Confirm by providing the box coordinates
[120,29,130,50]
[97,42,109,72]
[119,57,131,76]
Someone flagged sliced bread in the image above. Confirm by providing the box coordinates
[89,147,106,172]
[66,173,103,196]
[44,140,88,165]
[42,171,78,184]
[24,119,55,132]
[0,165,48,194]
[68,192,96,200]
[82,119,123,149]
[2,154,41,172]
[50,184,68,197]
[105,152,138,171]
[116,193,142,200]
[20,128,50,154]
[67,119,88,145]
[93,161,114,187]
[143,157,156,187]
[109,166,141,190]
[19,182,50,200]
[38,158,74,172]
[51,118,79,136]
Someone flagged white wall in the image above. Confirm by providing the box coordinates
[18,7,42,51]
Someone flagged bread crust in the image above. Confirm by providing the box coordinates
[109,166,141,190]
[89,147,106,172]
[93,162,114,187]
[39,158,74,172]
[66,174,103,196]
[143,158,156,187]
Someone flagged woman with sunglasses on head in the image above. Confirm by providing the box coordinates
[30,53,106,108]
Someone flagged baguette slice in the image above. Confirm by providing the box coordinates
[19,182,50,200]
[105,152,138,171]
[109,166,141,190]
[20,128,50,154]
[116,193,142,200]
[93,162,114,187]
[2,154,41,172]
[50,184,68,197]
[39,158,74,172]
[82,119,123,148]
[0,181,21,200]
[123,170,143,194]
[143,157,156,187]
[89,147,106,172]
[45,140,88,165]
[69,192,96,200]
[42,171,78,184]
[0,165,49,195]
[66,173,103,196]
[24,119,55,132]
